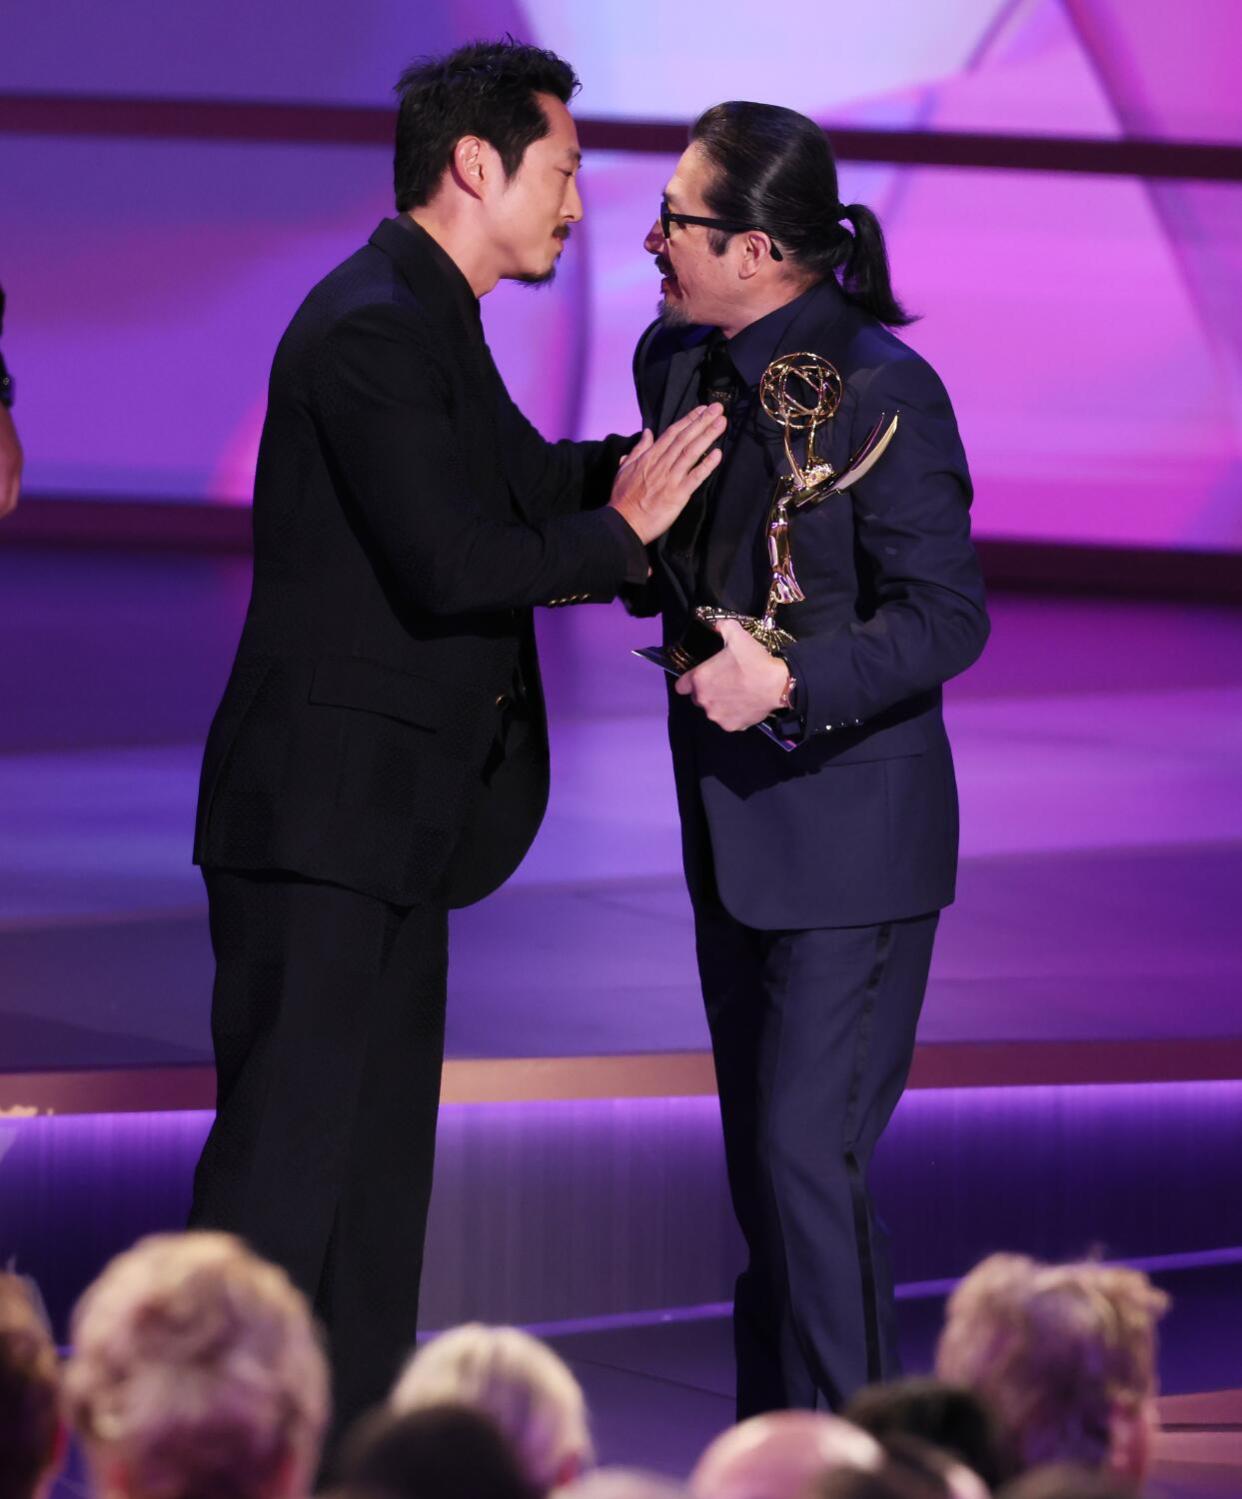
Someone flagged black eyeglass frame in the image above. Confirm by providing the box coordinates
[659,203,784,261]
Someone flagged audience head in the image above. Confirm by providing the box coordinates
[563,1469,690,1499]
[0,1274,64,1499]
[806,1437,987,1499]
[997,1464,1140,1499]
[63,1232,329,1499]
[880,1435,991,1499]
[845,1376,1016,1489]
[391,1322,593,1492]
[341,1403,537,1499]
[935,1254,1168,1486]
[691,1410,882,1499]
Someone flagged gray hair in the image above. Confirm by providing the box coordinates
[63,1233,328,1499]
[935,1254,1168,1471]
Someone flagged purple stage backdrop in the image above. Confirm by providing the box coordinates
[2,1,1241,550]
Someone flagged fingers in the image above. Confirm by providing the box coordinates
[647,403,723,466]
[662,402,722,441]
[619,429,653,468]
[682,444,722,487]
[661,405,726,472]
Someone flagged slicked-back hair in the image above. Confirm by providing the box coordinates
[394,39,579,212]
[690,101,914,327]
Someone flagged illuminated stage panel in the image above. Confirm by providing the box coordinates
[3,1084,1241,1378]
[0,1,529,103]
[4,0,1242,145]
[529,1,1029,125]
[0,132,589,501]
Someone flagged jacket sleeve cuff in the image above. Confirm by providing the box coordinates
[598,506,652,585]
[779,638,863,742]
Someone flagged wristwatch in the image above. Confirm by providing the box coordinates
[776,657,798,712]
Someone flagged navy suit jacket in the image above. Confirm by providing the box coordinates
[633,278,989,928]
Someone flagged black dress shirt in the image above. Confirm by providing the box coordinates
[694,281,826,612]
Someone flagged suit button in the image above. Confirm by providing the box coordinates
[495,693,511,710]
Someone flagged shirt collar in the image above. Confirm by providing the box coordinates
[392,213,482,330]
[723,278,845,388]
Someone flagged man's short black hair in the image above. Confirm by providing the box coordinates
[393,38,579,212]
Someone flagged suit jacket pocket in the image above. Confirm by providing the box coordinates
[308,656,454,731]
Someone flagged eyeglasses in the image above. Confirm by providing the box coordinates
[659,202,784,261]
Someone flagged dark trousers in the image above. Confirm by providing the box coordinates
[694,892,938,1416]
[189,869,448,1442]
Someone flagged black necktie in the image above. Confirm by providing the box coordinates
[667,332,740,567]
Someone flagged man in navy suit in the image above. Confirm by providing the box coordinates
[631,102,990,1417]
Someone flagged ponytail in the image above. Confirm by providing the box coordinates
[837,203,916,327]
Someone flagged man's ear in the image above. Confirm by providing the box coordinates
[450,135,488,199]
[737,230,777,281]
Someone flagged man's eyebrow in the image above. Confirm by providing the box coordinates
[662,189,679,208]
[564,148,583,165]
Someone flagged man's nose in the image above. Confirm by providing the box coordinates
[565,177,584,223]
[644,220,663,254]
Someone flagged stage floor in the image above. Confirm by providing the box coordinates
[2,548,1240,1101]
[8,548,1242,1499]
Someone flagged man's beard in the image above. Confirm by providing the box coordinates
[510,226,570,287]
[655,256,691,324]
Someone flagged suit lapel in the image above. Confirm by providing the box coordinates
[658,342,708,433]
[652,341,711,606]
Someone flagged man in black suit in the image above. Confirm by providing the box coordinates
[189,40,724,1437]
[632,102,990,1416]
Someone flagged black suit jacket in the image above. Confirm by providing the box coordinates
[633,279,990,928]
[194,217,643,908]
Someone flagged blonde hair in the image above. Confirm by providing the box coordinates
[391,1324,592,1493]
[935,1254,1168,1470]
[63,1233,329,1499]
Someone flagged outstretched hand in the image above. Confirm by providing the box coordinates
[608,403,725,546]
